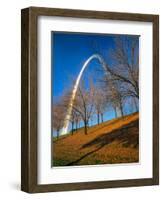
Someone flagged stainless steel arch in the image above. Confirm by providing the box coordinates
[60,54,110,135]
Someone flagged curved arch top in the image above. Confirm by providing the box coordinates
[73,54,108,93]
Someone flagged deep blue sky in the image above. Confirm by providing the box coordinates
[52,32,116,100]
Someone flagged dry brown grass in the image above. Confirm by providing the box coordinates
[53,112,139,166]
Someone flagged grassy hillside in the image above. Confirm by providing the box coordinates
[53,112,139,166]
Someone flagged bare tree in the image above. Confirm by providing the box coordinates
[72,83,95,135]
[106,36,139,99]
[102,76,125,117]
[69,109,81,135]
[92,84,107,124]
[74,112,81,131]
[52,102,65,138]
[58,89,84,135]
[93,36,139,118]
[69,110,75,135]
[124,96,139,114]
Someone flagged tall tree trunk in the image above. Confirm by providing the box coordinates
[75,121,78,131]
[57,129,59,139]
[114,107,117,118]
[71,121,74,135]
[119,101,124,117]
[133,97,138,112]
[97,112,100,125]
[84,121,88,135]
[101,113,104,123]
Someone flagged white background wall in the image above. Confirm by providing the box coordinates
[0,0,162,199]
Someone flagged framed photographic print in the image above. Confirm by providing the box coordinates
[21,7,159,193]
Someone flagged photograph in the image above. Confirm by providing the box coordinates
[52,32,139,167]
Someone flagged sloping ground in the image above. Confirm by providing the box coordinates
[53,112,139,166]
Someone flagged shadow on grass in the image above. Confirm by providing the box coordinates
[66,119,139,166]
[66,146,103,166]
[82,120,139,149]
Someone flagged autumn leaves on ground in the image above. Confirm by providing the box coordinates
[53,112,139,166]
